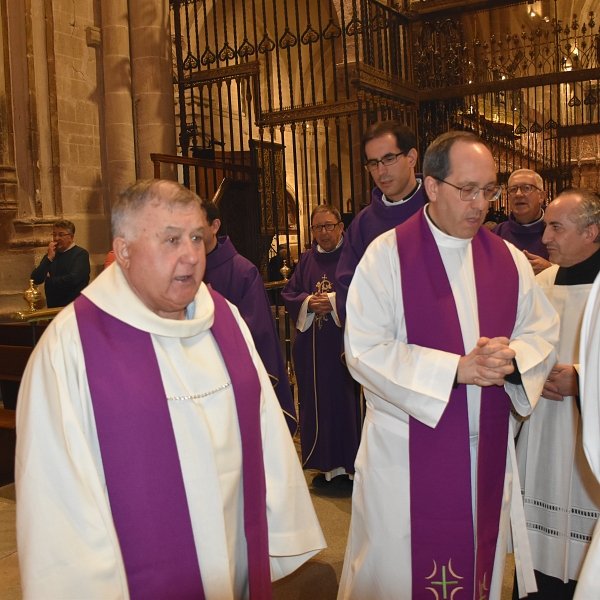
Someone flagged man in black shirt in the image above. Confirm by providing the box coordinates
[31,219,90,308]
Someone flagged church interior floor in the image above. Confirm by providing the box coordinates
[0,483,19,600]
[0,470,515,599]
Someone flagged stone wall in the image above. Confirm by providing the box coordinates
[1,0,176,316]
[0,0,110,315]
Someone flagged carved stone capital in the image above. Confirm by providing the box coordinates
[0,165,18,211]
[9,217,57,249]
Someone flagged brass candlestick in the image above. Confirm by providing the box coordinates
[23,279,42,312]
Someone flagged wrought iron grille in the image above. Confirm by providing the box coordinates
[170,0,417,268]
[413,11,599,89]
[413,4,600,202]
[171,0,600,247]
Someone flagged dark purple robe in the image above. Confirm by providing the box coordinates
[492,212,549,259]
[335,183,428,326]
[204,236,297,434]
[282,240,361,473]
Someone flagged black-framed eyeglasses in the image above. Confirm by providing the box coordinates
[507,184,541,196]
[364,152,405,172]
[311,223,341,233]
[434,177,502,202]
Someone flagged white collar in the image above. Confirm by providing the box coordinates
[82,264,214,337]
[381,178,423,206]
[317,236,344,253]
[519,209,545,227]
[425,205,472,250]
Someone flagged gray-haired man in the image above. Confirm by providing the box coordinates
[17,180,325,599]
[516,188,600,600]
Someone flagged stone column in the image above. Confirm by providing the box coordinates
[0,0,17,215]
[128,0,177,180]
[99,0,136,205]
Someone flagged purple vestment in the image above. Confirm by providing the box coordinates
[335,183,428,326]
[492,212,548,259]
[397,209,518,599]
[73,289,272,600]
[281,240,361,473]
[205,236,297,434]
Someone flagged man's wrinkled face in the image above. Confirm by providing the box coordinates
[426,142,497,239]
[52,228,74,253]
[116,201,207,320]
[507,172,545,224]
[542,194,595,267]
[311,210,344,252]
[364,133,417,202]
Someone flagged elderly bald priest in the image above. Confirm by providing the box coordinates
[16,180,325,600]
[339,132,559,600]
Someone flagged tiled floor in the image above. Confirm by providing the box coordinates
[0,484,20,600]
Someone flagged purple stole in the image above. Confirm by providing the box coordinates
[396,209,518,599]
[74,289,272,600]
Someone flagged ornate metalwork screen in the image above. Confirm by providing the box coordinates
[170,0,416,263]
[413,4,600,215]
[171,0,600,245]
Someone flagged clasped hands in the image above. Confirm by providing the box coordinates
[541,364,578,401]
[457,337,515,387]
[308,292,333,316]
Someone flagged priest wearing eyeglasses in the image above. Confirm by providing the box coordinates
[282,205,361,489]
[338,132,559,600]
[492,169,552,274]
[335,121,428,327]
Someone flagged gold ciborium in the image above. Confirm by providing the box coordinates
[23,279,42,312]
[279,260,291,282]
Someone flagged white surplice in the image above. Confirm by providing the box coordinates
[15,264,326,600]
[575,272,600,599]
[516,265,600,584]
[338,215,559,600]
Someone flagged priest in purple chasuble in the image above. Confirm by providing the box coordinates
[335,121,428,328]
[491,168,552,275]
[338,132,559,600]
[15,180,325,600]
[201,201,298,435]
[575,269,600,600]
[282,205,361,487]
[514,190,600,600]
